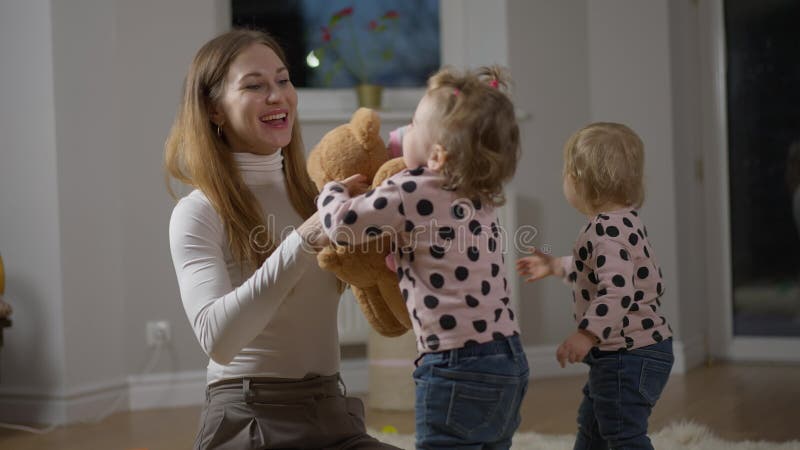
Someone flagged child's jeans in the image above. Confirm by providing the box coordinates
[574,338,674,450]
[412,334,529,450]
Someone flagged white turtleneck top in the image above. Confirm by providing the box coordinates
[169,150,341,384]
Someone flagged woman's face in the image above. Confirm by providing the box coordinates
[213,43,297,155]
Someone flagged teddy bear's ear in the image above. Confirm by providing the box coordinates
[350,108,383,150]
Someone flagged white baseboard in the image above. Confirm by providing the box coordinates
[0,378,127,425]
[526,336,704,379]
[340,357,369,394]
[524,344,590,378]
[673,334,707,374]
[127,370,206,411]
[0,338,703,423]
[727,337,800,363]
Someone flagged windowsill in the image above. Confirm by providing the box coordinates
[297,87,531,124]
[297,87,421,124]
[299,108,416,123]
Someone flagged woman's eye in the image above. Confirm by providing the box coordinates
[278,79,290,85]
[245,84,262,90]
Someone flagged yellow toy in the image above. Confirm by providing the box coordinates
[307,108,411,336]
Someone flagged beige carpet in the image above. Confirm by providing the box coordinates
[369,422,800,450]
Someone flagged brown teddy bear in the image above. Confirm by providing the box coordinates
[307,108,411,337]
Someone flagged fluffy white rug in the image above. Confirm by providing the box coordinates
[369,422,800,450]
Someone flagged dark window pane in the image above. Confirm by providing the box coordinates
[232,0,440,88]
[725,0,800,337]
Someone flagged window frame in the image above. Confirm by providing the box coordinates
[218,0,484,119]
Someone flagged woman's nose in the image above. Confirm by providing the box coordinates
[266,87,281,104]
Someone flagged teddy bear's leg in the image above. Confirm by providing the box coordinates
[350,285,408,337]
[376,280,412,329]
[317,247,369,286]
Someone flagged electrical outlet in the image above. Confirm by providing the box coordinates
[146,320,171,347]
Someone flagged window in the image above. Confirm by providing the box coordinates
[724,0,800,337]
[231,0,440,89]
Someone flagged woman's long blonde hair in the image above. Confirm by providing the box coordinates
[165,29,318,270]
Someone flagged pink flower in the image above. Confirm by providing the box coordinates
[383,10,399,20]
[334,6,354,19]
[321,26,331,42]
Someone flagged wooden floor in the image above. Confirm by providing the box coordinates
[1,363,798,449]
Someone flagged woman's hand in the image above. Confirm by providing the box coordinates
[516,247,565,282]
[339,174,369,196]
[297,212,330,253]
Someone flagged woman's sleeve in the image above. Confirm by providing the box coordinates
[316,180,406,245]
[168,196,317,365]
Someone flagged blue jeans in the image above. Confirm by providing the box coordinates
[412,335,529,450]
[574,338,674,450]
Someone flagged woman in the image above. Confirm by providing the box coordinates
[165,29,399,450]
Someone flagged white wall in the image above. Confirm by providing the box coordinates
[586,0,681,334]
[0,0,68,423]
[50,0,126,396]
[668,0,708,365]
[0,0,227,423]
[506,0,706,370]
[507,0,591,344]
[114,0,225,378]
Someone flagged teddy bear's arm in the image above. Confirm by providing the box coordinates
[317,179,406,246]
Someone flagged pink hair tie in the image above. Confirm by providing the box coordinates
[489,79,499,88]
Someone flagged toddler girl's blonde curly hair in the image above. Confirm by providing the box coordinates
[425,65,520,207]
[563,122,645,210]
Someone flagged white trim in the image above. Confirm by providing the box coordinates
[297,88,421,123]
[705,0,735,361]
[700,0,734,359]
[672,334,707,374]
[340,358,370,394]
[127,370,206,411]
[525,344,589,379]
[727,338,800,363]
[0,378,128,425]
[526,337,701,379]
[0,338,703,421]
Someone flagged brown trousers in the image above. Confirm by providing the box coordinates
[194,373,402,450]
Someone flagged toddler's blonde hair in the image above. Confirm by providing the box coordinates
[563,122,645,210]
[425,66,520,207]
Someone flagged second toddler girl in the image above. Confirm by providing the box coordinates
[517,122,674,450]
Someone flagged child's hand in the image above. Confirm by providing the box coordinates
[339,174,369,196]
[516,248,564,282]
[556,330,595,368]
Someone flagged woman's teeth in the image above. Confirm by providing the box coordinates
[260,113,287,122]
